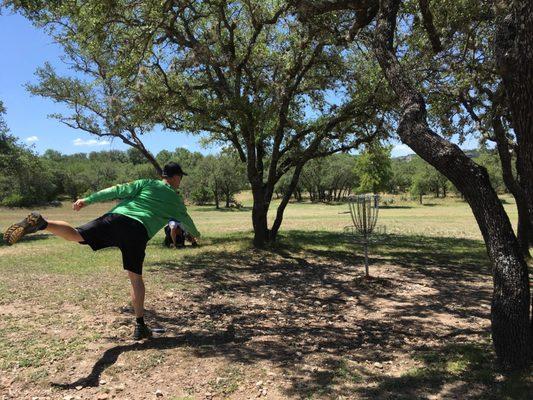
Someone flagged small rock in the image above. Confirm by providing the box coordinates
[75,386,83,391]
[261,388,268,396]
[373,362,383,369]
[155,389,163,397]
[100,379,107,385]
[64,396,75,400]
[96,394,109,400]
[256,381,263,387]
[115,384,125,392]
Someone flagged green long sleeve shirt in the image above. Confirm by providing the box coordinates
[83,179,201,239]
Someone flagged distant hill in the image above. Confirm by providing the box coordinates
[394,149,481,161]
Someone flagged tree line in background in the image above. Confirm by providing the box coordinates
[2,103,507,209]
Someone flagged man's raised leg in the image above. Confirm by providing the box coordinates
[45,221,84,242]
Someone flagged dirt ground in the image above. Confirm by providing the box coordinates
[1,231,511,400]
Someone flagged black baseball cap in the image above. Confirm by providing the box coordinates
[162,162,188,177]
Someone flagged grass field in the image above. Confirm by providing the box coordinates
[0,193,531,400]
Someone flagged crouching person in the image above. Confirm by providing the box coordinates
[163,219,199,248]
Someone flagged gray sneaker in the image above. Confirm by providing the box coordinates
[3,212,48,245]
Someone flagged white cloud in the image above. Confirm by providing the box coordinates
[25,136,39,143]
[73,138,111,146]
[391,143,414,157]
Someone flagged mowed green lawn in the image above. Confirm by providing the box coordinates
[0,193,530,400]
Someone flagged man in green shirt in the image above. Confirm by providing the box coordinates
[3,162,200,340]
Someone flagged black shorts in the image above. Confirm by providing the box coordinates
[76,213,149,275]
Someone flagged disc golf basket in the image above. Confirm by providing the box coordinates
[344,194,385,277]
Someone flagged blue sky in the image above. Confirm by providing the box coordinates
[0,12,211,156]
[0,11,418,157]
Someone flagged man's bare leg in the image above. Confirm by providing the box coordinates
[127,271,145,318]
[46,221,84,242]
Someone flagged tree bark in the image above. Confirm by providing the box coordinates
[495,0,533,254]
[271,164,304,241]
[137,145,162,177]
[373,0,531,370]
[214,191,220,209]
[251,183,270,247]
[494,0,533,342]
[492,115,532,258]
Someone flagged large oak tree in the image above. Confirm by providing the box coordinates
[7,0,391,246]
[297,0,531,370]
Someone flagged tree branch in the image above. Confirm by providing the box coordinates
[418,0,443,53]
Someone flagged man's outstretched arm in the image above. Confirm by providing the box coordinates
[73,180,148,211]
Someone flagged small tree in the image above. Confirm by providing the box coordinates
[356,144,392,194]
[410,174,429,204]
[216,151,247,207]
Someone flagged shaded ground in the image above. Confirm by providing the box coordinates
[1,231,531,400]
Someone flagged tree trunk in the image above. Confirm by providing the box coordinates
[225,193,230,208]
[271,165,304,241]
[493,115,532,258]
[214,191,220,209]
[251,183,269,247]
[373,0,531,370]
[494,0,533,342]
[126,137,162,176]
[495,0,533,237]
[419,194,422,205]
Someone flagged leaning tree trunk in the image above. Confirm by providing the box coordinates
[495,0,533,227]
[270,164,304,241]
[373,0,531,370]
[495,0,533,339]
[492,115,532,258]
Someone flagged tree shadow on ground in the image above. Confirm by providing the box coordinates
[57,231,531,398]
[193,206,252,212]
[379,205,414,209]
